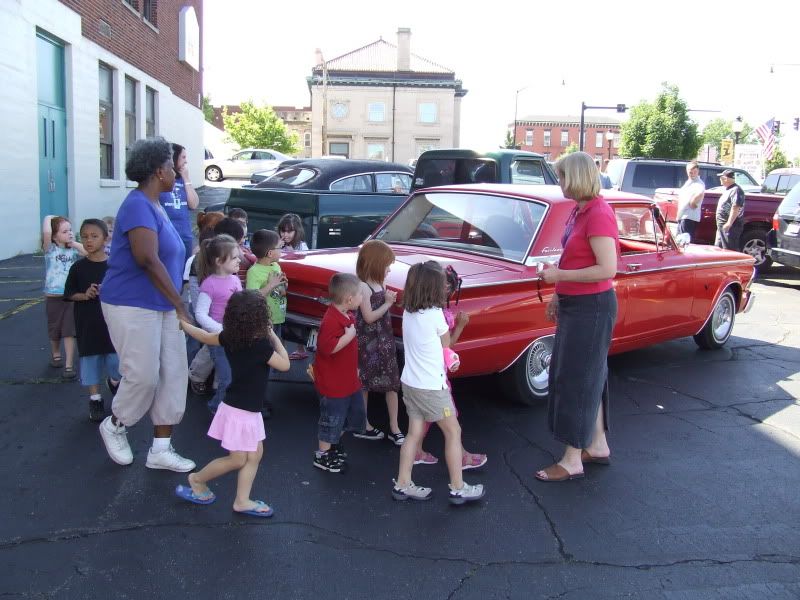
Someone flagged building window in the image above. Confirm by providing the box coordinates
[560,130,569,146]
[142,0,156,25]
[367,143,386,160]
[595,132,604,148]
[123,0,138,9]
[416,140,439,156]
[99,63,114,179]
[525,130,533,146]
[613,133,620,148]
[304,132,311,148]
[543,153,551,161]
[329,142,349,158]
[145,87,156,137]
[368,102,385,122]
[418,102,437,124]
[125,77,137,162]
[543,130,551,147]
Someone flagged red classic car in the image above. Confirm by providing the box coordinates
[279,184,756,405]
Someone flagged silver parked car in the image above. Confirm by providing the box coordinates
[204,148,293,182]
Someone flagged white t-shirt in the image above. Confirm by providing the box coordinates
[677,177,705,222]
[401,307,449,390]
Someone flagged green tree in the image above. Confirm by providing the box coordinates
[503,130,516,149]
[619,83,703,160]
[555,142,579,160]
[202,95,215,124]
[701,118,756,157]
[222,101,299,155]
[765,147,789,172]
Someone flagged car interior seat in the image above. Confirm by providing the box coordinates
[481,215,528,257]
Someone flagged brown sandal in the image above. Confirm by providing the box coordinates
[534,463,584,482]
[49,354,63,368]
[581,450,611,465]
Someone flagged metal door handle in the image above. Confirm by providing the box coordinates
[626,263,642,272]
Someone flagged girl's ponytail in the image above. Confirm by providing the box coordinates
[195,237,214,284]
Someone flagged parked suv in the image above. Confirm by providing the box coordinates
[606,158,759,197]
[761,168,800,195]
[767,181,800,270]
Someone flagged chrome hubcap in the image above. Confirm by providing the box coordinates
[712,295,734,342]
[526,337,554,397]
[742,239,765,265]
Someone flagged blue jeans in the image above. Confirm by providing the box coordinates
[208,345,231,412]
[318,391,367,444]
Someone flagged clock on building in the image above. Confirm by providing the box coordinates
[331,102,348,119]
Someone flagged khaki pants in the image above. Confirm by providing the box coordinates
[101,303,188,427]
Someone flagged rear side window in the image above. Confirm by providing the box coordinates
[413,159,496,189]
[778,183,800,213]
[375,173,411,193]
[777,175,800,194]
[631,165,682,190]
[762,173,779,193]
[510,159,546,184]
[265,167,317,186]
[330,174,373,192]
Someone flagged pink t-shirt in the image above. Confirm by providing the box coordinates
[199,274,242,323]
[555,197,620,296]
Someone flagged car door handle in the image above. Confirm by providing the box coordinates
[627,263,642,272]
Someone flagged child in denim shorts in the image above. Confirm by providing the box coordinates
[312,273,366,473]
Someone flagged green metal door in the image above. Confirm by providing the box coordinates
[36,32,68,221]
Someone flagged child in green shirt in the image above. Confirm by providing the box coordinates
[246,230,287,337]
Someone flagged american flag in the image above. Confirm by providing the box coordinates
[755,118,776,161]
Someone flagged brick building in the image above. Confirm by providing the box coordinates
[510,115,622,163]
[0,0,204,260]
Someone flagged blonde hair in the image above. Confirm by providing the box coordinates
[356,240,395,284]
[555,152,601,202]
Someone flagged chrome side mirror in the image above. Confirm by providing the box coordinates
[674,232,691,248]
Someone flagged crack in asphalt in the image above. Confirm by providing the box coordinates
[445,566,481,600]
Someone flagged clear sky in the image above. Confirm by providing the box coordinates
[203,0,800,155]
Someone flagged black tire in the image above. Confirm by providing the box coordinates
[739,228,772,270]
[499,336,554,405]
[693,289,736,350]
[205,166,223,182]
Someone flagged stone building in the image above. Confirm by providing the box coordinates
[0,0,204,260]
[308,28,467,164]
[272,106,312,158]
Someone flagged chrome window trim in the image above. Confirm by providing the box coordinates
[615,258,754,276]
[769,247,800,257]
[286,291,330,306]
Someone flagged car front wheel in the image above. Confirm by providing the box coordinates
[205,166,223,182]
[740,229,772,270]
[693,288,736,350]
[500,335,554,405]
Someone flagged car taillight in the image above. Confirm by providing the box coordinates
[772,212,780,231]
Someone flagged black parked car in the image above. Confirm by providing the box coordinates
[767,181,800,270]
[252,159,413,193]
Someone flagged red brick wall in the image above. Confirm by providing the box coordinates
[513,123,621,160]
[58,0,203,107]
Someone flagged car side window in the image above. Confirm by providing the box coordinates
[762,174,779,193]
[330,174,373,192]
[375,173,411,194]
[777,175,799,194]
[614,205,668,254]
[235,152,253,161]
[631,165,682,190]
[511,160,546,184]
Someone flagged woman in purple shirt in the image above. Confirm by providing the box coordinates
[99,137,195,473]
[159,143,200,262]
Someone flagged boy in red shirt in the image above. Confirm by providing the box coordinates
[313,273,366,473]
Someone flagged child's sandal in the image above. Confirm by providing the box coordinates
[62,366,77,380]
[50,354,63,368]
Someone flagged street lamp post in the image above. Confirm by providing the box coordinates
[314,48,328,157]
[731,116,744,167]
[606,130,614,161]
[512,87,528,149]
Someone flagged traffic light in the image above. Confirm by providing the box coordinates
[773,120,781,134]
[794,117,799,131]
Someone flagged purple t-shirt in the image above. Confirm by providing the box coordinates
[199,274,242,323]
[101,189,184,311]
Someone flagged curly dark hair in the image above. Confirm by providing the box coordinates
[403,260,446,312]
[125,137,172,183]
[222,290,272,351]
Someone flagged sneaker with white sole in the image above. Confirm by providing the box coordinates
[99,416,133,466]
[387,431,405,446]
[145,446,196,472]
[448,481,485,505]
[353,427,385,441]
[392,479,433,501]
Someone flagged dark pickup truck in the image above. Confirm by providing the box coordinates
[215,149,558,249]
[654,187,783,269]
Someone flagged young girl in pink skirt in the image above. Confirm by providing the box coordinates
[414,265,487,469]
[176,290,290,517]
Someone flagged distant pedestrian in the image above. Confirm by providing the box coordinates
[393,260,485,505]
[176,290,290,517]
[159,143,199,262]
[98,137,194,473]
[63,219,120,422]
[227,207,250,248]
[102,216,115,255]
[676,161,705,239]
[536,152,619,483]
[276,213,309,252]
[42,214,86,379]
[312,273,367,474]
[353,240,404,445]
[595,159,611,189]
[715,169,745,251]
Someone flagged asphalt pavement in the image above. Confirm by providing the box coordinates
[1,253,799,599]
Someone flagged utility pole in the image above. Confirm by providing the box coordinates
[315,48,328,157]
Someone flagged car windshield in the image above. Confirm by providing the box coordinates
[373,191,546,262]
[265,167,317,186]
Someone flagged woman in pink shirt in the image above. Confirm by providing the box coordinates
[535,152,620,483]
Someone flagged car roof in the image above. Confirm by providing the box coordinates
[418,148,547,160]
[282,159,412,175]
[414,183,653,204]
[767,167,800,176]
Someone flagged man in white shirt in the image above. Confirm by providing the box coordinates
[676,161,705,239]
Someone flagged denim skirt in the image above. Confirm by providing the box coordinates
[547,288,618,449]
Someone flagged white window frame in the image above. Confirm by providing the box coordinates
[418,102,438,124]
[124,76,138,162]
[543,130,551,147]
[368,102,385,122]
[99,62,115,179]
[145,86,157,138]
[561,130,569,146]
[595,132,604,148]
[525,129,534,146]
[366,142,386,161]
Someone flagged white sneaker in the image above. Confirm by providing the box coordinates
[99,416,133,466]
[448,481,485,505]
[391,479,433,501]
[145,446,196,472]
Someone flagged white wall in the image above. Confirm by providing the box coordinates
[0,0,204,260]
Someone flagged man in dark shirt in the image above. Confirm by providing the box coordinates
[715,169,745,250]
